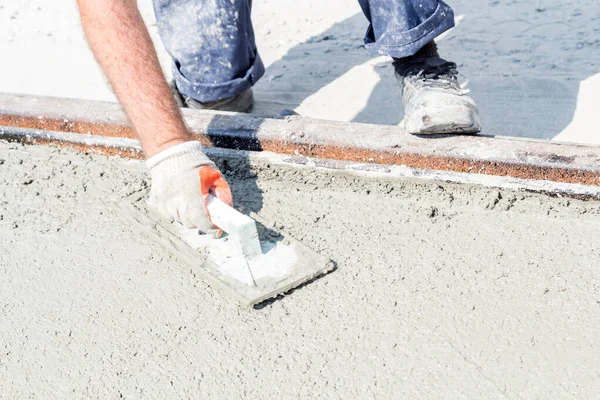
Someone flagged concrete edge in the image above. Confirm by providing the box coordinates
[2,125,599,200]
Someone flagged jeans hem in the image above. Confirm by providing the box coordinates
[364,1,455,58]
[173,53,265,103]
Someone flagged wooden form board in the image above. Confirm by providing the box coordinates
[1,92,599,189]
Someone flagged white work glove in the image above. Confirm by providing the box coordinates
[146,141,232,236]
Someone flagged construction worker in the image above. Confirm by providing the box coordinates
[76,0,480,233]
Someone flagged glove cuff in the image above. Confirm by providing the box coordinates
[146,141,211,169]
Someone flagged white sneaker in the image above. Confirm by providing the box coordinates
[394,56,481,135]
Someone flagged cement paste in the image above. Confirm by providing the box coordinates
[1,142,600,398]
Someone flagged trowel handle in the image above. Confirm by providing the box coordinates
[206,195,262,259]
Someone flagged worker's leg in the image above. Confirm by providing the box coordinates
[357,0,480,135]
[152,0,264,103]
[356,0,454,58]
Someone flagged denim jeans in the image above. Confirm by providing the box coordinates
[152,0,455,102]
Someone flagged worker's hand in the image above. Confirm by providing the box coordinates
[146,141,232,236]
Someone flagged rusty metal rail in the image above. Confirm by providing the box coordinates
[1,92,599,188]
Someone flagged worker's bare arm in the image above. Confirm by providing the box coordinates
[76,0,233,232]
[76,0,188,157]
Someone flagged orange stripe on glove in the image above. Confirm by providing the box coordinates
[199,166,233,238]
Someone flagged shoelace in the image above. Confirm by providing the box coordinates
[395,56,471,95]
[408,59,459,90]
[408,59,471,95]
[419,60,458,80]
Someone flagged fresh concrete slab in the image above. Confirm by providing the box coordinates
[1,142,600,398]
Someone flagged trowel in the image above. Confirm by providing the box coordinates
[112,192,335,307]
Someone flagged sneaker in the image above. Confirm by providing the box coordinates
[393,51,481,135]
[171,83,254,113]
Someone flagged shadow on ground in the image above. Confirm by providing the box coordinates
[251,2,600,141]
[251,13,403,126]
[445,0,600,140]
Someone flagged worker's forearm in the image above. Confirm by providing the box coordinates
[76,0,189,157]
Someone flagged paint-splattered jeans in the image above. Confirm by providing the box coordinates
[152,0,455,103]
